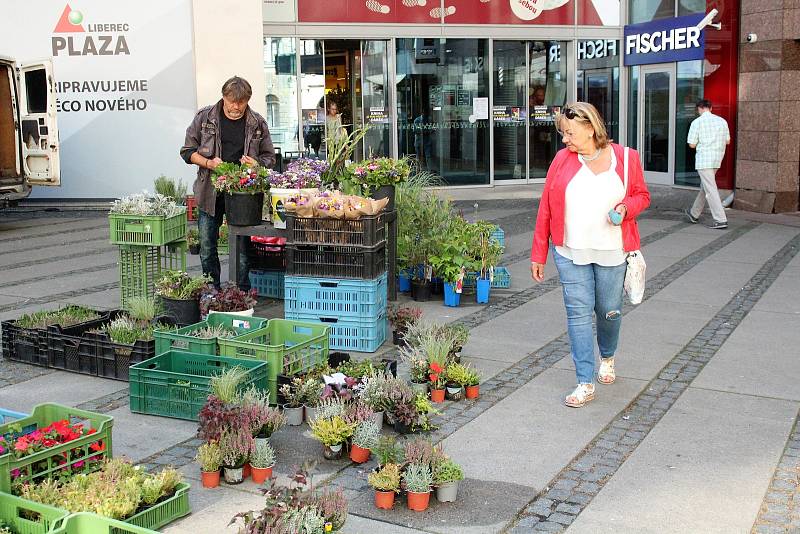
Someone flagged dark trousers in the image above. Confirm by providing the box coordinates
[198,194,250,289]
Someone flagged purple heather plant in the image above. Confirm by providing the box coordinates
[199,282,257,315]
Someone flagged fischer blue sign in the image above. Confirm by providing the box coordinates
[624,13,705,66]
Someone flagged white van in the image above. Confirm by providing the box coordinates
[0,56,60,206]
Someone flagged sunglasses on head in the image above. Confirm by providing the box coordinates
[563,106,578,120]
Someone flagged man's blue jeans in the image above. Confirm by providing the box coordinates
[198,194,250,290]
[552,247,626,384]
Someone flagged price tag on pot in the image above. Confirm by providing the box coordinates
[232,319,251,329]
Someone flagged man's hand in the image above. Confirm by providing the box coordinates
[241,155,258,167]
[207,157,223,170]
[531,262,545,283]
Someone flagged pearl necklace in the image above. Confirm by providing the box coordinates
[581,148,602,162]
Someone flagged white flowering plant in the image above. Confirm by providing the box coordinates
[110,192,184,217]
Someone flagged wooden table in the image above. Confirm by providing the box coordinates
[227,210,398,301]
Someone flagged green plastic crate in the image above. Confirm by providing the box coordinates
[109,211,187,246]
[118,241,187,308]
[124,481,190,530]
[129,350,268,421]
[154,314,268,355]
[49,513,158,534]
[0,403,113,493]
[0,492,68,534]
[218,319,329,404]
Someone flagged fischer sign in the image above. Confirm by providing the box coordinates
[624,13,708,66]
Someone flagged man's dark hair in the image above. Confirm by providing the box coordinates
[222,76,252,101]
[696,99,712,109]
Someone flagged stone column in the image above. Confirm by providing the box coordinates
[735,2,800,213]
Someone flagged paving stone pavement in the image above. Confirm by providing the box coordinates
[752,413,800,534]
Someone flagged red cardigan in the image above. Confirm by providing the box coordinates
[530,144,651,264]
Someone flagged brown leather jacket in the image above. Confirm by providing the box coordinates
[180,100,276,216]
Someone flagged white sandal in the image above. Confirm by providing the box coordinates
[565,383,595,408]
[598,358,616,385]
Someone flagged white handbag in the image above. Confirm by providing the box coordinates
[622,147,646,305]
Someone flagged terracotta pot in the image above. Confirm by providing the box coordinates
[251,465,274,484]
[242,463,251,479]
[406,490,431,512]
[350,444,371,463]
[375,490,396,510]
[430,388,445,403]
[465,385,480,399]
[201,470,220,488]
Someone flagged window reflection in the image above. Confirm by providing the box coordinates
[529,41,569,180]
[493,41,527,181]
[577,39,620,142]
[629,0,675,23]
[264,37,300,158]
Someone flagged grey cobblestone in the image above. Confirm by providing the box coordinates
[548,512,575,526]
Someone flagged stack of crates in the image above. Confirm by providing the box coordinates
[248,236,287,299]
[283,212,388,352]
[109,210,187,307]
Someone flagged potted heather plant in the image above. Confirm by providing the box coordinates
[350,419,380,464]
[200,282,258,317]
[220,428,254,484]
[387,304,422,346]
[433,457,464,503]
[195,441,223,488]
[358,372,391,428]
[212,162,269,226]
[347,156,411,211]
[368,463,401,510]
[301,377,324,424]
[155,270,211,326]
[309,416,355,460]
[279,379,305,426]
[403,462,433,512]
[464,366,481,399]
[400,346,430,396]
[249,439,276,484]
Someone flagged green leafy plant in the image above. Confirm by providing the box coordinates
[368,463,401,493]
[429,215,481,284]
[445,363,472,387]
[402,462,433,493]
[195,441,223,472]
[250,439,276,469]
[186,227,200,247]
[16,305,101,329]
[475,220,503,279]
[309,416,354,447]
[155,270,211,300]
[347,157,411,193]
[433,457,464,485]
[322,125,371,188]
[352,419,380,450]
[211,366,249,404]
[373,435,403,467]
[154,174,187,202]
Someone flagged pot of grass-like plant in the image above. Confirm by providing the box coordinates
[195,441,223,489]
[155,271,210,326]
[220,428,254,484]
[403,462,433,512]
[249,439,276,484]
[433,456,464,503]
[368,463,401,510]
[310,415,354,460]
[350,419,380,464]
[279,380,305,426]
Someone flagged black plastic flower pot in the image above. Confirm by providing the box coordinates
[159,296,200,327]
[393,420,413,435]
[431,277,444,296]
[188,243,200,255]
[371,184,395,211]
[328,351,351,368]
[225,192,264,226]
[410,279,432,302]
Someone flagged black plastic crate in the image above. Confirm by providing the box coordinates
[81,331,157,381]
[286,244,386,280]
[1,321,48,366]
[248,241,286,270]
[286,212,387,247]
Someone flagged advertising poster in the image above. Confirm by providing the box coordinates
[443,0,574,24]
[298,0,437,23]
[0,0,196,199]
[263,0,297,22]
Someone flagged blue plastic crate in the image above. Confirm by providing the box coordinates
[250,270,285,299]
[492,267,511,288]
[284,310,387,353]
[284,273,387,321]
[491,227,505,249]
[0,408,27,424]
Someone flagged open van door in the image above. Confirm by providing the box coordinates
[17,60,60,186]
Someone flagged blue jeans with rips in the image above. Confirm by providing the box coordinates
[198,194,250,290]
[552,247,626,384]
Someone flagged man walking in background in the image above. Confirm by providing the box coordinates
[180,76,276,289]
[685,99,730,230]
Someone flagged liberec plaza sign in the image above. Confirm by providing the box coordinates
[624,13,705,66]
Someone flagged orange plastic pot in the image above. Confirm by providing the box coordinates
[430,388,445,403]
[407,490,431,512]
[242,463,251,480]
[251,465,273,484]
[350,444,371,463]
[201,470,220,488]
[375,490,396,510]
[465,385,480,399]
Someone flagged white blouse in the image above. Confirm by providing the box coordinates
[555,149,626,267]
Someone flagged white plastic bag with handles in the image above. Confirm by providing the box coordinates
[621,147,646,305]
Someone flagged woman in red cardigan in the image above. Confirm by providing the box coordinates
[531,102,650,408]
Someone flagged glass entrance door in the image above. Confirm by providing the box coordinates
[638,64,675,185]
[360,40,391,158]
[493,40,527,182]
